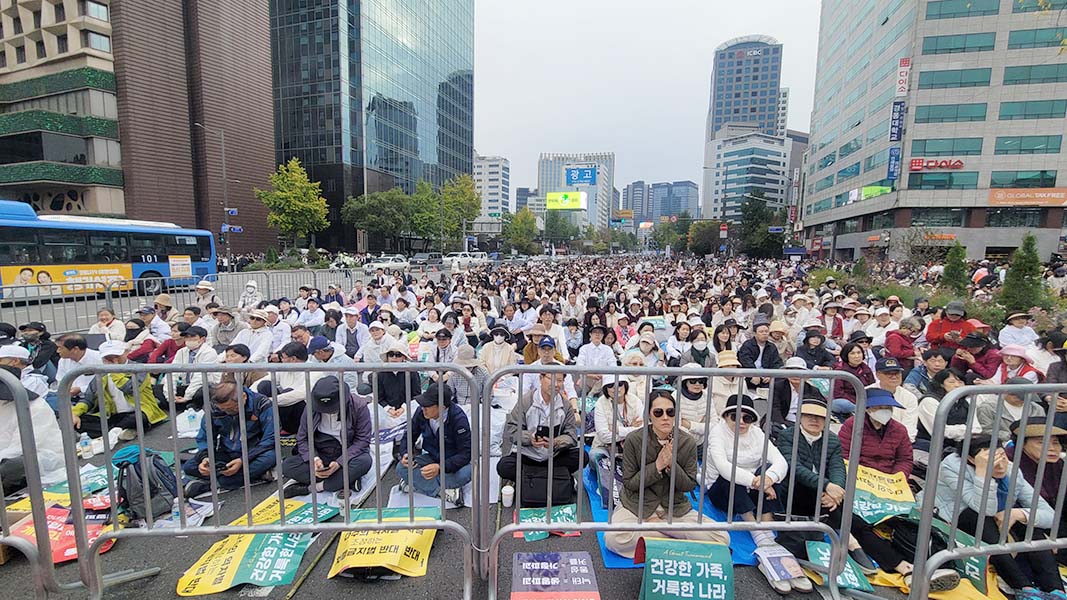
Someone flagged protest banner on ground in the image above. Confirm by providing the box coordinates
[511,552,600,599]
[328,507,440,578]
[10,504,116,564]
[514,503,579,542]
[635,537,733,600]
[849,463,916,524]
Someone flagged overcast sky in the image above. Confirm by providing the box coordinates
[473,0,820,193]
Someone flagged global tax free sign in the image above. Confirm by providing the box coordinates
[909,158,964,172]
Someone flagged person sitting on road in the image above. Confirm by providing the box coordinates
[72,340,168,440]
[53,333,101,406]
[604,388,729,559]
[951,332,1002,383]
[590,375,643,508]
[868,357,920,441]
[254,342,318,435]
[335,307,369,359]
[263,305,292,354]
[394,383,472,506]
[0,345,48,400]
[915,368,980,453]
[156,326,219,411]
[903,347,951,398]
[282,376,373,498]
[447,345,489,405]
[236,280,263,315]
[18,321,59,380]
[89,308,125,342]
[354,321,392,366]
[232,309,274,363]
[148,322,190,364]
[296,297,326,334]
[373,338,421,419]
[207,307,247,349]
[0,364,65,488]
[480,325,518,375]
[193,280,221,312]
[977,376,1046,443]
[308,335,360,393]
[182,382,277,497]
[522,324,566,365]
[153,293,180,326]
[1005,417,1067,556]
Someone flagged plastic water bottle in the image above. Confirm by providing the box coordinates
[77,433,93,459]
[186,409,198,431]
[171,498,182,522]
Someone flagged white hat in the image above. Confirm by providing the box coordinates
[368,320,385,331]
[195,280,214,291]
[342,306,360,316]
[875,307,891,317]
[0,345,30,361]
[784,357,807,369]
[99,340,126,358]
[264,304,280,314]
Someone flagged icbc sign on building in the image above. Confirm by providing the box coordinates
[909,159,964,172]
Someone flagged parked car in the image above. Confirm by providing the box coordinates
[443,251,476,269]
[410,252,443,269]
[363,254,409,274]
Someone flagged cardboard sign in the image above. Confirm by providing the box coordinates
[635,537,733,600]
[511,552,600,599]
[805,540,874,592]
[850,463,916,524]
[328,507,440,578]
[176,497,339,596]
[11,504,116,564]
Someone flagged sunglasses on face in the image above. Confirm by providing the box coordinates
[651,407,676,418]
[726,412,758,424]
[386,352,406,358]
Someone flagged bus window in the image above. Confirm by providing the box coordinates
[130,233,167,263]
[40,230,88,263]
[0,227,39,263]
[196,236,213,262]
[166,235,203,260]
[89,234,130,263]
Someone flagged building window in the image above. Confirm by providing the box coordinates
[999,100,1067,120]
[910,138,983,156]
[926,0,999,19]
[837,162,861,183]
[13,18,22,35]
[15,46,25,64]
[918,68,991,89]
[994,135,1062,155]
[907,172,980,190]
[81,30,111,53]
[815,175,835,192]
[911,208,966,227]
[987,208,1045,228]
[817,152,836,169]
[1008,28,1067,50]
[35,40,45,59]
[922,32,996,54]
[54,2,66,22]
[864,149,890,172]
[33,10,41,29]
[80,0,110,21]
[838,137,863,159]
[0,51,5,68]
[990,170,1057,188]
[1005,64,1067,85]
[1013,0,1067,11]
[872,210,895,230]
[914,103,987,123]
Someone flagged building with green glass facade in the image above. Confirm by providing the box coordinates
[270,0,474,249]
[801,0,1067,261]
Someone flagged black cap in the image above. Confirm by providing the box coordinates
[848,330,872,344]
[959,332,987,348]
[589,324,607,335]
[722,394,759,420]
[415,382,453,408]
[0,323,15,342]
[182,326,208,338]
[18,321,46,332]
[310,376,347,414]
[435,328,453,339]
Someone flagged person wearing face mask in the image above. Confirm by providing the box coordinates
[155,326,219,410]
[17,321,58,380]
[678,329,715,368]
[931,436,1061,598]
[603,388,729,558]
[0,364,65,489]
[480,325,518,375]
[236,280,263,315]
[182,382,277,498]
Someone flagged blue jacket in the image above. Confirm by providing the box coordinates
[395,403,471,473]
[195,387,276,470]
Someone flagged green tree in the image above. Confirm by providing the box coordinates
[544,211,578,243]
[255,158,330,248]
[503,208,540,255]
[688,220,720,256]
[440,175,481,248]
[851,255,868,280]
[999,233,1047,311]
[941,241,969,295]
[738,193,784,258]
[406,180,441,240]
[652,223,683,251]
[265,246,279,264]
[341,187,410,246]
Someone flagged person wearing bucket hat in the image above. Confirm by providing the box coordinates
[951,332,1002,382]
[926,300,976,351]
[151,293,180,326]
[193,280,221,311]
[394,382,472,506]
[182,381,278,498]
[933,436,1059,596]
[232,309,274,363]
[1007,416,1067,523]
[281,376,373,498]
[208,306,248,348]
[447,345,489,406]
[999,312,1039,348]
[602,388,729,559]
[989,344,1043,384]
[480,324,519,376]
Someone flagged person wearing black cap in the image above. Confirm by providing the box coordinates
[0,322,18,346]
[933,435,1063,597]
[0,364,64,489]
[156,325,219,410]
[429,327,457,364]
[182,382,277,498]
[17,321,58,380]
[394,383,472,506]
[282,376,373,498]
[575,323,615,396]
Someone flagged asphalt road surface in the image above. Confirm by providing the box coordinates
[0,421,909,600]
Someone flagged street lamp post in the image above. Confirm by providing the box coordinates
[194,122,233,272]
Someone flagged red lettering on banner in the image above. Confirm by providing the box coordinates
[910,159,965,171]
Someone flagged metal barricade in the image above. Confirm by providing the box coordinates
[46,361,481,600]
[479,365,868,600]
[911,382,1067,600]
[0,281,108,335]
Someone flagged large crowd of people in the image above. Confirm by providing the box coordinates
[6,253,1067,597]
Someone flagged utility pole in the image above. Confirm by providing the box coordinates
[194,122,233,272]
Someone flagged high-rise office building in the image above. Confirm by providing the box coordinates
[649,181,699,220]
[0,0,276,251]
[622,180,650,224]
[786,130,810,222]
[516,187,536,212]
[537,152,615,230]
[704,123,793,223]
[701,35,788,218]
[801,0,1067,261]
[271,0,474,248]
[473,154,510,216]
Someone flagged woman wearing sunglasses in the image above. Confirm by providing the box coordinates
[603,388,729,559]
[704,395,809,593]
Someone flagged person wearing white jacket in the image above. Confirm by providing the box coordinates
[0,365,65,486]
[88,308,126,341]
[590,376,643,508]
[253,342,321,434]
[159,326,219,409]
[232,310,274,364]
[676,363,714,442]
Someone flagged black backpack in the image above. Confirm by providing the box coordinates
[113,446,179,520]
[519,462,576,508]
